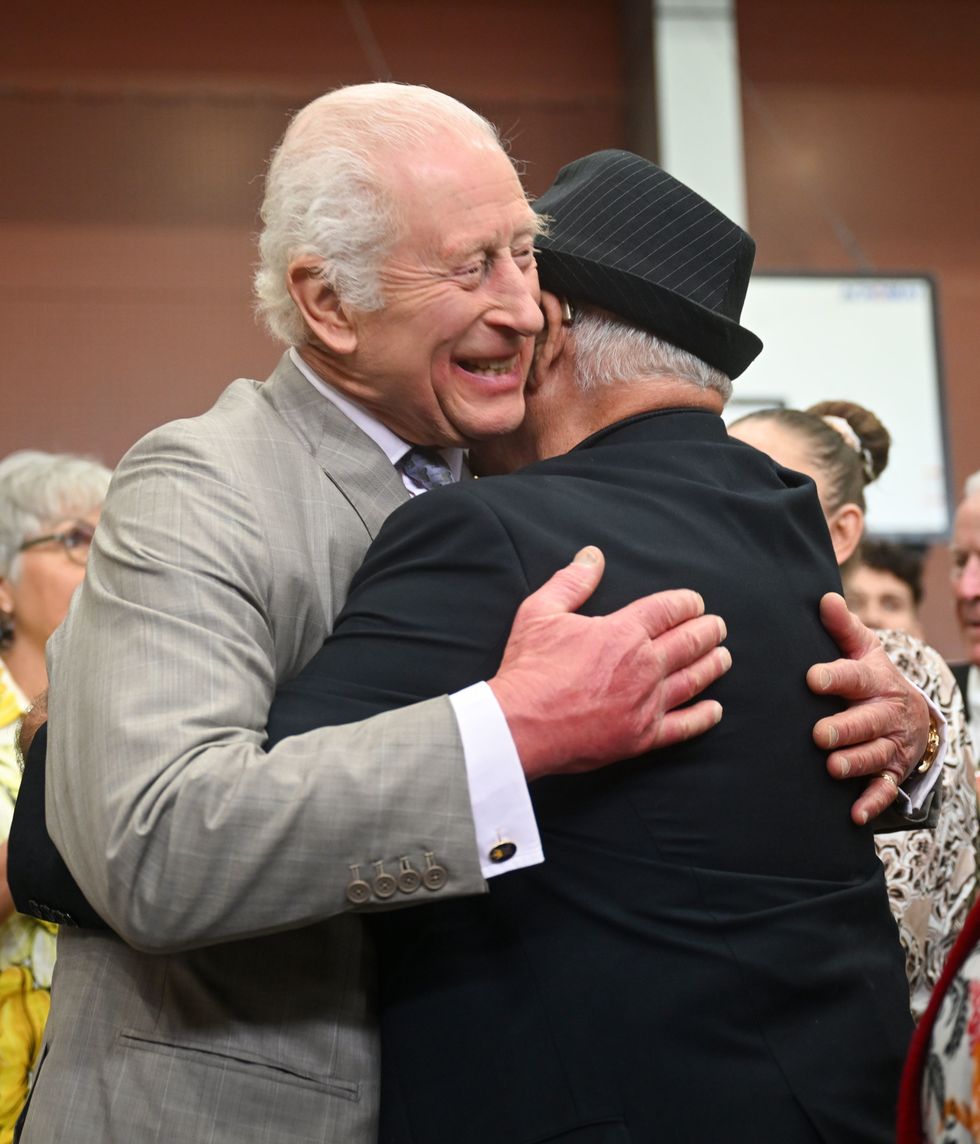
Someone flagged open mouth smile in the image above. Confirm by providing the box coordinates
[456,355,521,378]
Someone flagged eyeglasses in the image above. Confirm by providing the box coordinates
[18,522,96,566]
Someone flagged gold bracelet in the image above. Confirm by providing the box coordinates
[916,721,941,773]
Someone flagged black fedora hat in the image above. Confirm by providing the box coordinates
[532,150,762,379]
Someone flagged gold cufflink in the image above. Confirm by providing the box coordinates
[489,841,517,864]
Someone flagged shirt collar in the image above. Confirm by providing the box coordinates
[288,347,463,480]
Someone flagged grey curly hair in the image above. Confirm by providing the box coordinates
[0,450,111,580]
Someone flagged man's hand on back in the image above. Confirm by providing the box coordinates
[808,592,931,825]
[489,546,731,782]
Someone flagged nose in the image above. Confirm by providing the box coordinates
[859,603,886,630]
[954,552,980,599]
[488,254,544,338]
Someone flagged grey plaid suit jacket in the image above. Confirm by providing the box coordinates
[19,354,486,1144]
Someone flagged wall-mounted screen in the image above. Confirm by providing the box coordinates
[727,274,950,541]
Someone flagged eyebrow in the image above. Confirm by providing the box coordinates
[444,217,542,263]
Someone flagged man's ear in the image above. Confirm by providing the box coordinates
[0,578,14,618]
[826,502,864,565]
[530,291,572,390]
[286,257,358,355]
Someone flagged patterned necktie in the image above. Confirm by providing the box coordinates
[397,446,455,492]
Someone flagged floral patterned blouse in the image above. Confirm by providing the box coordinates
[922,941,980,1140]
[873,631,978,1022]
[0,661,55,1144]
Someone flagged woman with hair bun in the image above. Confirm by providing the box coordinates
[729,401,977,1024]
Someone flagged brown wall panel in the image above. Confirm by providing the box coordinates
[1,0,625,468]
[739,0,980,658]
[0,222,279,463]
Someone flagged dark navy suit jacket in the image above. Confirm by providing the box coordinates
[267,409,912,1144]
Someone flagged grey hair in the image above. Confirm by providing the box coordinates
[0,451,112,579]
[254,83,507,346]
[964,470,980,499]
[569,307,732,401]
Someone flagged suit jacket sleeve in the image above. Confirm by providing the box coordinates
[41,422,486,953]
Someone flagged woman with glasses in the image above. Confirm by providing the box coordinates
[0,449,109,1143]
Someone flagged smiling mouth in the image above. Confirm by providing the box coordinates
[456,356,519,378]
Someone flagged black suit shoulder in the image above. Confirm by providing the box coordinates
[267,483,532,742]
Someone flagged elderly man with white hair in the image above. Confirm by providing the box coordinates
[12,82,736,1144]
[951,470,980,754]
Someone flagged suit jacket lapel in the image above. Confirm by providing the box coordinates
[259,353,410,539]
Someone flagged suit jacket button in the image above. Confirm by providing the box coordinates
[489,841,517,863]
[373,873,397,899]
[346,879,371,904]
[422,864,448,891]
[397,859,421,894]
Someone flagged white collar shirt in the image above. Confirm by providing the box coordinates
[288,348,463,493]
[286,346,540,878]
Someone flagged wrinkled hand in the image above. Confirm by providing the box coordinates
[808,593,930,825]
[16,689,47,762]
[489,546,731,781]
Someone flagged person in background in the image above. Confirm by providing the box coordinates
[730,402,977,1021]
[951,471,980,755]
[900,470,980,1138]
[846,538,926,640]
[0,450,110,1143]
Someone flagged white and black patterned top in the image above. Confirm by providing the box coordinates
[874,630,978,1023]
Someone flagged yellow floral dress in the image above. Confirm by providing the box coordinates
[0,663,55,1144]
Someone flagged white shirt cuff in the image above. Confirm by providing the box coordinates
[449,682,544,878]
[895,682,946,816]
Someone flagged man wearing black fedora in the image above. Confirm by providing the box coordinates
[266,150,913,1142]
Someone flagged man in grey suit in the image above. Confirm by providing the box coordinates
[17,84,733,1144]
[18,84,932,1143]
